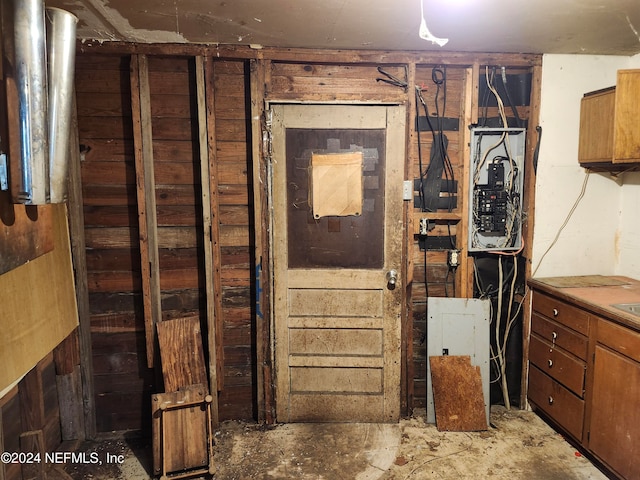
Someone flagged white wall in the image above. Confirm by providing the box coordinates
[532,54,640,278]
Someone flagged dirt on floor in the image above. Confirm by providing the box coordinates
[61,406,608,480]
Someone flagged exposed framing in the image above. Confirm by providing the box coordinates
[74,42,542,422]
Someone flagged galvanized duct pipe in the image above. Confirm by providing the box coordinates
[13,0,49,204]
[47,7,78,204]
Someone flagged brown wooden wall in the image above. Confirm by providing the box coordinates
[76,53,255,430]
[0,356,59,480]
[0,336,82,480]
[73,44,541,432]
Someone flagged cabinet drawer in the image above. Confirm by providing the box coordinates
[531,313,589,360]
[528,365,585,441]
[529,334,586,397]
[532,292,590,335]
[597,319,640,363]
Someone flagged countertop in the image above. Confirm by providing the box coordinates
[528,275,640,332]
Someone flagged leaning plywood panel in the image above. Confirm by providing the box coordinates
[430,355,487,432]
[157,316,208,393]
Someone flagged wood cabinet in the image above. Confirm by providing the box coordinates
[528,292,588,441]
[589,319,640,480]
[578,69,640,167]
[527,281,640,480]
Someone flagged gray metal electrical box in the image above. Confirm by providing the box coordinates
[426,297,491,424]
[468,127,526,252]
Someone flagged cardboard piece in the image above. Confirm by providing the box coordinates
[310,152,363,218]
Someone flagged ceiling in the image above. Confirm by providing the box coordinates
[47,0,640,56]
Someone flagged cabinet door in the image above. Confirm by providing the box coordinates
[578,89,615,165]
[613,70,640,163]
[589,345,640,480]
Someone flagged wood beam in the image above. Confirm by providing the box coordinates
[520,63,543,409]
[130,54,162,367]
[203,56,226,397]
[76,41,542,69]
[196,55,220,424]
[250,58,274,423]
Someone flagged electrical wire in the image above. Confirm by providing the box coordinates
[532,171,591,277]
[500,66,523,128]
[470,66,522,251]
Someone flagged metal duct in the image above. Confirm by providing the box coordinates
[13,0,49,204]
[46,7,78,204]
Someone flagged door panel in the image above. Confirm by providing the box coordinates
[271,104,405,422]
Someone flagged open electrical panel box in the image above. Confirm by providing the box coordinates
[468,127,525,252]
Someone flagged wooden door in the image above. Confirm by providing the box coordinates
[271,104,405,422]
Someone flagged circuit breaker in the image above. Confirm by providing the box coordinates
[468,127,525,252]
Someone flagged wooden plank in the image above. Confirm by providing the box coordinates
[216,141,248,162]
[148,70,192,95]
[131,54,162,367]
[75,42,542,68]
[521,63,543,409]
[156,316,208,393]
[289,329,382,356]
[205,57,226,395]
[56,366,85,441]
[403,62,417,417]
[83,205,138,227]
[0,205,54,275]
[429,355,487,432]
[80,139,134,162]
[151,385,212,477]
[74,69,130,94]
[67,97,96,439]
[613,69,640,162]
[291,367,382,393]
[197,55,221,409]
[154,184,198,206]
[150,117,195,141]
[76,92,129,117]
[19,430,45,480]
[150,94,194,118]
[76,116,134,139]
[288,289,383,317]
[458,65,476,298]
[81,160,135,185]
[53,329,80,375]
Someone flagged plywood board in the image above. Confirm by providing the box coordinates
[430,355,487,432]
[157,316,208,393]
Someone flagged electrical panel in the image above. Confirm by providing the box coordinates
[426,297,491,425]
[468,127,526,252]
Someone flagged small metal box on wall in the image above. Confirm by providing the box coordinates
[426,297,491,424]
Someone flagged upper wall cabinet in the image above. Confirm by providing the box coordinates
[578,69,640,168]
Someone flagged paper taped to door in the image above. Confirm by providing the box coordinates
[310,152,363,218]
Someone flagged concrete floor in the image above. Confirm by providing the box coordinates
[62,406,610,480]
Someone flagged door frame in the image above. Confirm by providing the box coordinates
[264,101,407,422]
